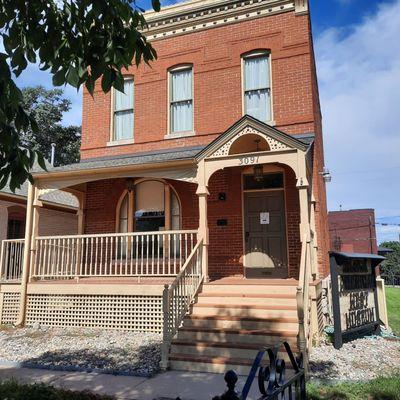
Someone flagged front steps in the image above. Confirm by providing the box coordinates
[169,279,299,374]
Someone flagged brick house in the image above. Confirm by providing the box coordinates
[0,183,78,244]
[0,0,330,373]
[328,209,378,254]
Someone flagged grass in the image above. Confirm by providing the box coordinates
[307,375,400,400]
[386,287,400,336]
[0,380,115,400]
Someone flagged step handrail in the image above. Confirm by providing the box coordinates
[160,238,204,369]
[296,233,312,370]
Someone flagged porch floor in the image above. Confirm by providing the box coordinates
[28,277,176,285]
[207,276,299,285]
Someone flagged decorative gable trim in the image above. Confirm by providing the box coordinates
[196,115,309,161]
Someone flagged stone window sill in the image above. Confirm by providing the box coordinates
[164,131,196,140]
[106,138,135,147]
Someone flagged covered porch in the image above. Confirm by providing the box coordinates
[0,116,320,365]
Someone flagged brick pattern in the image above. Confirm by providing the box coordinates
[83,166,302,279]
[81,13,314,160]
[79,9,329,278]
[328,209,378,254]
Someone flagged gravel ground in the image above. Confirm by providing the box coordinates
[309,336,400,381]
[0,326,162,377]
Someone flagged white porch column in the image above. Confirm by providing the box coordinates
[197,188,209,281]
[196,160,209,280]
[296,153,312,279]
[16,183,39,326]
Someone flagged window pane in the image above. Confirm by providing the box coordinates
[171,101,193,132]
[115,79,134,111]
[245,89,271,122]
[114,110,134,140]
[244,55,269,90]
[171,69,192,101]
[244,173,284,190]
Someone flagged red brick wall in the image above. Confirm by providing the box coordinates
[80,9,329,278]
[328,210,378,254]
[81,12,314,159]
[83,166,301,279]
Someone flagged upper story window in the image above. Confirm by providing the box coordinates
[243,52,271,123]
[113,77,134,141]
[169,66,193,134]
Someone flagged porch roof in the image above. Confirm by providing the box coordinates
[32,145,204,176]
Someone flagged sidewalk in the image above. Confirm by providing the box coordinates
[0,365,262,400]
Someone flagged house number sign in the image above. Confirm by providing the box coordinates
[329,252,383,349]
[239,156,259,165]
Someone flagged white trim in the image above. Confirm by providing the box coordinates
[110,76,135,143]
[167,64,194,135]
[241,50,274,125]
[106,138,135,147]
[164,131,196,140]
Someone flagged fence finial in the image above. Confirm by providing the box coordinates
[212,370,240,400]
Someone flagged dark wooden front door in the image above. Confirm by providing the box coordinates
[244,190,288,278]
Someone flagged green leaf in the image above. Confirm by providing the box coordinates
[36,152,47,171]
[152,0,161,12]
[101,67,113,92]
[66,66,80,88]
[52,69,66,86]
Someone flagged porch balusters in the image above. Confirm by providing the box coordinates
[30,230,197,280]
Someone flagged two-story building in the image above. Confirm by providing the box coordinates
[0,0,330,373]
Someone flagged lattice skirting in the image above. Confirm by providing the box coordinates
[1,292,21,324]
[25,294,163,332]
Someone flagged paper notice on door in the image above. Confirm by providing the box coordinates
[260,212,270,225]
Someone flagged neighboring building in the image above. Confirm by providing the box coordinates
[328,209,377,254]
[0,182,79,243]
[377,246,394,257]
[0,0,331,373]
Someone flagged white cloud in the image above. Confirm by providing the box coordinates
[315,0,400,242]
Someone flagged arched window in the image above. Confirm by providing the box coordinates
[116,179,181,233]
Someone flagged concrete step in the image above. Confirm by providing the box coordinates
[175,327,298,346]
[197,292,297,306]
[190,303,298,318]
[169,353,255,375]
[170,340,298,360]
[183,315,299,330]
[202,282,298,295]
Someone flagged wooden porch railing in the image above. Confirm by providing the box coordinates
[161,238,204,368]
[296,233,312,370]
[0,239,25,282]
[30,230,198,279]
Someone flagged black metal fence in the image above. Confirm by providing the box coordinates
[212,342,306,400]
[382,274,400,286]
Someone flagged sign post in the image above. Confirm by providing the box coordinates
[329,252,385,349]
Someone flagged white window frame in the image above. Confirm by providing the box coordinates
[165,65,195,139]
[241,51,274,125]
[108,76,135,146]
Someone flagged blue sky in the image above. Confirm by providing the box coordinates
[13,0,400,243]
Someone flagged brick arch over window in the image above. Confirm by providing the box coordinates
[115,178,182,233]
